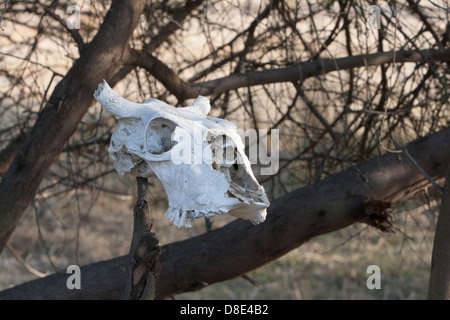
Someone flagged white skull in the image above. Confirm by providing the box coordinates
[94,80,269,228]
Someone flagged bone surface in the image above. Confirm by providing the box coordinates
[94,80,270,228]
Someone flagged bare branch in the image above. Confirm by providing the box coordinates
[0,0,10,31]
[5,243,48,278]
[128,47,450,100]
[41,5,84,50]
[428,0,450,13]
[146,0,206,52]
[121,177,160,300]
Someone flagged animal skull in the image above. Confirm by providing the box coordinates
[94,80,269,228]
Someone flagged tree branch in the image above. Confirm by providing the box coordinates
[5,242,48,278]
[2,127,450,300]
[0,0,10,31]
[121,177,160,300]
[0,0,146,255]
[428,0,450,13]
[41,5,84,50]
[107,0,206,89]
[128,47,450,101]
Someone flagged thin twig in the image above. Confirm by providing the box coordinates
[6,242,48,278]
[242,274,260,287]
[40,5,84,48]
[0,51,64,77]
[428,0,450,13]
[33,203,66,274]
[323,226,369,255]
[392,138,444,192]
[0,0,10,31]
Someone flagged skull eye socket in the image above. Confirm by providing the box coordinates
[146,118,177,154]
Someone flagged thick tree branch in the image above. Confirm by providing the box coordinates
[0,0,146,254]
[2,127,450,300]
[127,47,450,101]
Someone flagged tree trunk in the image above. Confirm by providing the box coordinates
[1,127,450,300]
[427,165,450,299]
[0,0,146,254]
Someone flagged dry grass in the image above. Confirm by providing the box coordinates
[0,175,440,300]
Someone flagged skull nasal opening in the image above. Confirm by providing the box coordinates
[146,118,177,154]
[209,134,259,193]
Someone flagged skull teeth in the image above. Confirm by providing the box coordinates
[165,207,227,228]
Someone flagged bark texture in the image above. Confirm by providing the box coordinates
[427,165,450,299]
[121,177,160,300]
[0,0,146,254]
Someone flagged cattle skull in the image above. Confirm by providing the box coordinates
[94,80,269,228]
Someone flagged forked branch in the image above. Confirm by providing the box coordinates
[121,177,160,300]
